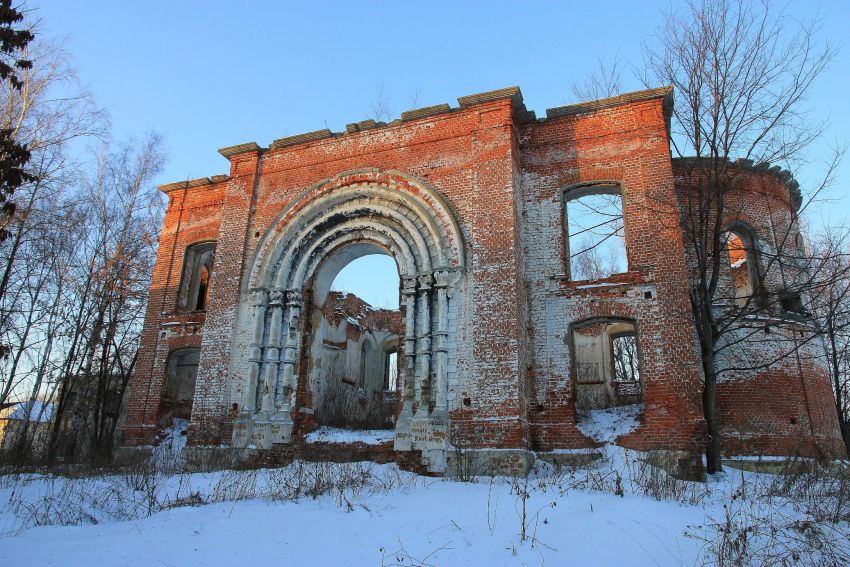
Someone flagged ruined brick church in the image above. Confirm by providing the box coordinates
[121,86,845,473]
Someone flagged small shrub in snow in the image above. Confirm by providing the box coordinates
[0,459,416,536]
[625,451,708,505]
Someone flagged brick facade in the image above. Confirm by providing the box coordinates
[121,86,845,473]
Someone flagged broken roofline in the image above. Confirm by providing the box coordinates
[326,290,400,316]
[157,84,801,213]
[216,85,673,157]
[157,85,674,193]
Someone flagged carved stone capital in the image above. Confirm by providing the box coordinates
[268,288,285,306]
[248,287,269,307]
[433,268,453,289]
[285,288,303,307]
[417,273,433,291]
[402,276,418,296]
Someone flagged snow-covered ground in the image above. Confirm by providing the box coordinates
[577,403,643,444]
[1,416,848,566]
[0,460,697,566]
[305,426,394,445]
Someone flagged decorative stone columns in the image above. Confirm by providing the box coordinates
[235,286,305,446]
[259,289,284,417]
[394,268,457,459]
[273,289,302,435]
[414,273,433,419]
[243,288,268,420]
[398,277,418,422]
[432,269,452,416]
[240,267,456,456]
[233,287,269,447]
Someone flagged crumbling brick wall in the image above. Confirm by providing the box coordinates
[310,291,401,429]
[121,85,845,468]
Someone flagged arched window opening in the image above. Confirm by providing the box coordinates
[571,319,643,414]
[178,242,215,312]
[196,265,210,311]
[724,229,758,308]
[310,249,402,430]
[564,184,628,281]
[159,348,200,427]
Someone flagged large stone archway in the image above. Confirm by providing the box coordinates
[231,169,465,470]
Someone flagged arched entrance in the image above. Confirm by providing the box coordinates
[230,169,465,470]
[308,248,401,431]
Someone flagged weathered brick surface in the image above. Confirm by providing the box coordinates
[673,163,845,459]
[122,181,225,445]
[122,85,845,467]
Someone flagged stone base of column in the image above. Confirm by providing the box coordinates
[397,412,449,473]
[249,419,273,449]
[394,404,414,450]
[445,448,534,477]
[238,414,293,450]
[269,411,293,444]
[232,413,254,446]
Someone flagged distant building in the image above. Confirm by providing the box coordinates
[0,400,54,456]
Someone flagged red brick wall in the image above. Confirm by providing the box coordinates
[519,94,705,453]
[122,181,225,445]
[122,86,845,462]
[673,164,845,458]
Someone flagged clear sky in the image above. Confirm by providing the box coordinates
[28,0,850,305]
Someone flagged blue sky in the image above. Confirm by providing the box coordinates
[30,0,850,306]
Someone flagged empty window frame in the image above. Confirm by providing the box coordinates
[779,292,806,314]
[571,319,642,411]
[564,184,628,281]
[162,348,200,420]
[723,228,759,308]
[178,242,215,312]
[384,351,398,391]
[611,332,640,383]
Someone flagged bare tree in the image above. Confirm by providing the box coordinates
[0,37,105,411]
[408,87,422,111]
[0,22,164,464]
[48,134,164,461]
[570,55,623,102]
[809,228,850,454]
[644,0,842,472]
[369,81,392,123]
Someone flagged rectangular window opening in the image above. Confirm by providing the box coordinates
[178,242,216,312]
[611,333,640,383]
[384,351,398,391]
[565,188,628,281]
